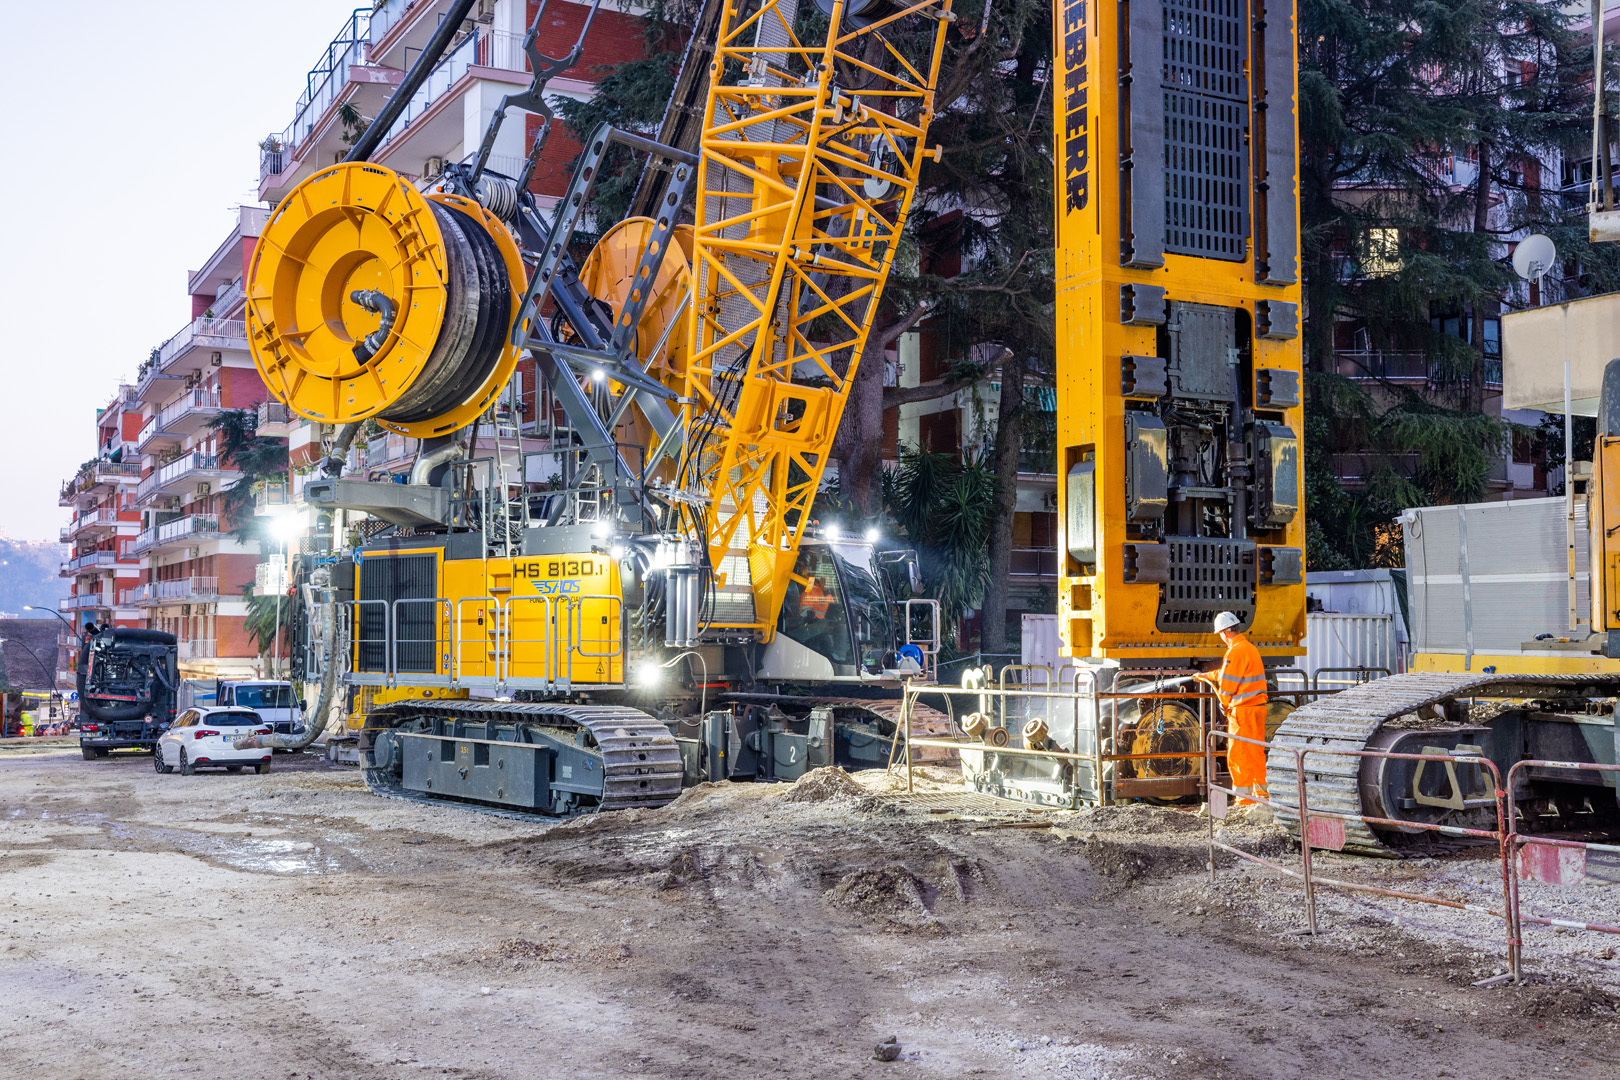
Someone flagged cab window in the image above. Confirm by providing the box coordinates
[835,554,892,674]
[231,685,292,709]
[779,546,853,666]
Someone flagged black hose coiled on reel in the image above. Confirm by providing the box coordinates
[375,202,511,427]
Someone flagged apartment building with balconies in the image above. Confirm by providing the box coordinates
[256,0,643,210]
[126,207,283,679]
[54,386,148,682]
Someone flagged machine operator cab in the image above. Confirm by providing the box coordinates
[760,539,936,683]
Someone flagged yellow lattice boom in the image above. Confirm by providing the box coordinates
[681,0,952,637]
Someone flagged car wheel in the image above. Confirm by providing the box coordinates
[81,746,96,761]
[179,749,193,776]
[225,764,242,773]
[255,761,271,775]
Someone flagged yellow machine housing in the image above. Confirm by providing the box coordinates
[1052,0,1306,664]
[350,544,624,692]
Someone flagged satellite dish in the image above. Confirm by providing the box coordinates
[1512,233,1557,280]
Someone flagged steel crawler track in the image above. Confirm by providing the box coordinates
[1268,672,1620,855]
[363,700,683,816]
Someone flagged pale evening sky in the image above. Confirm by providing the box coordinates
[0,0,360,542]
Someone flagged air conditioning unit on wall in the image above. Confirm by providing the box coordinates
[197,482,211,497]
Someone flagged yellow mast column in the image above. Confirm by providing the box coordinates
[1052,0,1307,666]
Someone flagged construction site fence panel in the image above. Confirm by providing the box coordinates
[1504,760,1620,957]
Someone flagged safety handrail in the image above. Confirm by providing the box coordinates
[1270,666,1310,689]
[391,597,452,685]
[346,599,392,678]
[452,595,502,685]
[903,598,942,681]
[995,663,1053,731]
[502,594,556,687]
[565,593,623,659]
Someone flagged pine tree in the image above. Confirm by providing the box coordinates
[1300,0,1617,569]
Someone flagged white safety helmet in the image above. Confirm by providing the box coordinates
[1212,611,1242,634]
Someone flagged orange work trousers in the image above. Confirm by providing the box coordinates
[1226,702,1269,799]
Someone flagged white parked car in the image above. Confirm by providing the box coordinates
[155,707,274,775]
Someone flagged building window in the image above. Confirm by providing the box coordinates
[1360,228,1401,277]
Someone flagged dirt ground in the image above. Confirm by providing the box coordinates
[1,741,1616,1080]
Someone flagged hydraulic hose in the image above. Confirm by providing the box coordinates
[345,0,478,164]
[350,290,397,362]
[233,576,349,752]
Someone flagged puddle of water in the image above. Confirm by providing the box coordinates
[220,838,327,875]
[98,821,350,876]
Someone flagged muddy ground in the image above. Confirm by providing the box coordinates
[0,740,1616,1079]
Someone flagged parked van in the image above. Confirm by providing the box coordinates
[216,681,304,739]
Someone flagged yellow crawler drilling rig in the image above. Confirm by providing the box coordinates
[244,0,956,814]
[1004,0,1618,849]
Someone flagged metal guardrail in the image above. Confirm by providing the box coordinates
[343,594,626,692]
[1310,666,1392,691]
[896,674,1236,807]
[132,514,223,554]
[1196,733,1620,985]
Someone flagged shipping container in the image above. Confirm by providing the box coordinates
[1400,496,1590,665]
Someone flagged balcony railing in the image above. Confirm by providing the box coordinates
[366,433,417,468]
[157,389,224,431]
[128,577,221,607]
[60,592,107,612]
[380,29,525,148]
[135,413,180,451]
[210,277,245,316]
[255,482,291,510]
[260,8,374,176]
[68,508,122,536]
[156,317,247,371]
[1009,548,1059,577]
[93,460,142,485]
[367,0,420,46]
[135,358,183,401]
[256,400,292,429]
[136,453,234,503]
[64,550,119,575]
[132,514,225,554]
[178,639,218,661]
[1332,452,1421,483]
[1333,350,1503,390]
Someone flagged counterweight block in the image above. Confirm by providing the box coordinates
[246,162,525,437]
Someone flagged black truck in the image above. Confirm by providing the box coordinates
[76,628,178,758]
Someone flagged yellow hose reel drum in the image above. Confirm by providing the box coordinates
[245,162,526,438]
[577,217,693,474]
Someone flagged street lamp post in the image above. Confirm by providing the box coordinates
[24,606,77,634]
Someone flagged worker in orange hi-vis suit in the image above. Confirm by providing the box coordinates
[1198,611,1269,804]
